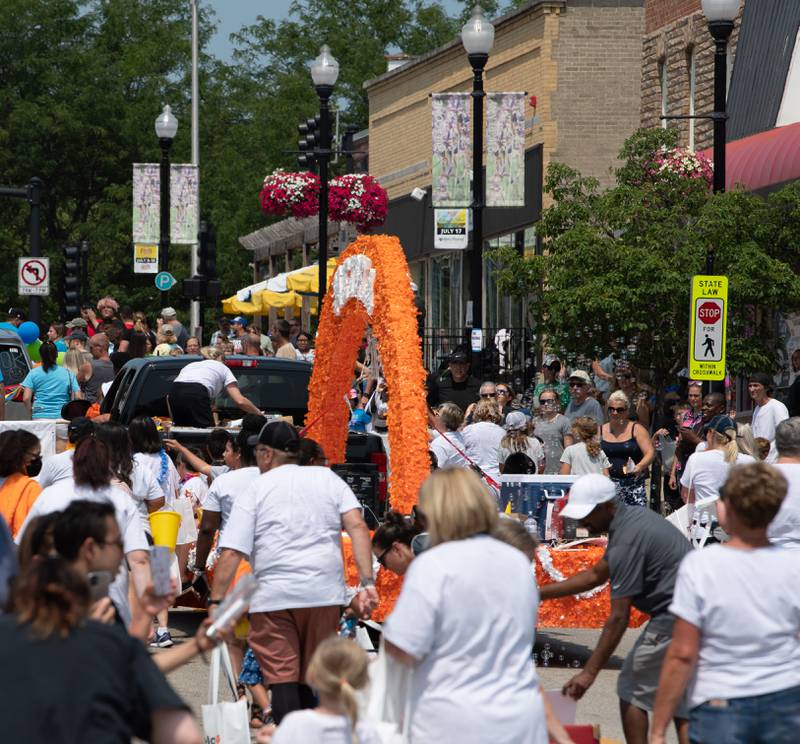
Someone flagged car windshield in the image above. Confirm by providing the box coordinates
[0,343,30,386]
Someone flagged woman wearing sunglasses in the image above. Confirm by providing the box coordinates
[533,391,574,474]
[601,390,655,507]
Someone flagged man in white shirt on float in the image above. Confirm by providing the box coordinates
[749,372,788,463]
[770,417,800,548]
[167,347,261,427]
[210,421,378,725]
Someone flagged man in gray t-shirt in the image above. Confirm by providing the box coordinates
[540,473,691,742]
[564,370,605,424]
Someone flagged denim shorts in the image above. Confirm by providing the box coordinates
[689,684,800,744]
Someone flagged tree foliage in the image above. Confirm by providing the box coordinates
[0,0,462,326]
[489,129,800,380]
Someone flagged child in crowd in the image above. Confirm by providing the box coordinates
[559,416,611,476]
[258,637,381,744]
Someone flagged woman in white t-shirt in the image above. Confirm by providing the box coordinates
[462,399,506,485]
[498,411,545,474]
[383,468,548,744]
[680,415,756,505]
[262,637,381,744]
[429,401,469,469]
[650,463,800,744]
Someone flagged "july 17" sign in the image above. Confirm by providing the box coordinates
[688,275,728,381]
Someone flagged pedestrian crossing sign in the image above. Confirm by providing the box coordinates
[689,275,728,380]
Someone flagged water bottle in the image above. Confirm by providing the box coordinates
[524,511,538,538]
[625,456,636,475]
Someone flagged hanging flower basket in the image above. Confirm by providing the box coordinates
[647,147,713,189]
[259,171,320,219]
[328,174,389,230]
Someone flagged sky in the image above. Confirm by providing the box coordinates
[206,0,462,60]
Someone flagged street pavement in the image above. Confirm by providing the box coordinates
[161,610,678,744]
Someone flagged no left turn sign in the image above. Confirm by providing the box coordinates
[18,257,50,296]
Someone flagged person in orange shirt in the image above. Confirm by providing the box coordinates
[0,429,43,537]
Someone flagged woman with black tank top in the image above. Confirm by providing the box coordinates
[601,390,655,507]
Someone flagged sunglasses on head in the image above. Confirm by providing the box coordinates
[608,406,627,413]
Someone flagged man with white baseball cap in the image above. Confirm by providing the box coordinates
[541,473,691,744]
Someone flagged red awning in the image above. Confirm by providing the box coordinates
[702,121,800,193]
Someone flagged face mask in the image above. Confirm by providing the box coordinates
[26,456,43,477]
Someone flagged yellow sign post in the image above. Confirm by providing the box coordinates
[689,275,728,380]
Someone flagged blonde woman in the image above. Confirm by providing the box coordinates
[462,398,506,485]
[560,416,611,476]
[601,390,655,507]
[429,402,469,469]
[383,468,548,744]
[680,415,756,505]
[262,637,381,744]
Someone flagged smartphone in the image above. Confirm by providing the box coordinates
[150,546,173,596]
[87,570,114,603]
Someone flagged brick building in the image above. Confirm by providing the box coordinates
[365,0,645,334]
[640,0,741,152]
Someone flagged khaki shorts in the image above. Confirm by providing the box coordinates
[618,618,689,718]
[248,606,340,685]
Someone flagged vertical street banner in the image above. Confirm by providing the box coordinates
[431,93,471,207]
[132,164,199,246]
[434,209,469,250]
[169,164,199,244]
[132,164,160,244]
[486,92,526,207]
[688,275,728,380]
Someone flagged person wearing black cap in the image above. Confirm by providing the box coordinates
[427,345,481,412]
[748,372,788,463]
[210,421,377,725]
[680,414,756,509]
[6,308,25,327]
[36,417,95,488]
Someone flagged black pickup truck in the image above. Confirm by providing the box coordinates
[100,355,388,523]
[100,355,311,429]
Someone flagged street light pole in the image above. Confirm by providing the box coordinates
[702,0,739,273]
[155,104,178,299]
[461,6,494,338]
[310,45,339,311]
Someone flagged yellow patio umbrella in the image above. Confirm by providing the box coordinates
[285,258,338,294]
[222,295,264,316]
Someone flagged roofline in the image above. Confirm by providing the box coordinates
[363,0,566,90]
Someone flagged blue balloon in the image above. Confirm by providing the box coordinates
[0,322,17,333]
[17,321,40,345]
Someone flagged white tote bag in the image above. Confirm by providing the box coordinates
[201,643,250,744]
[365,639,412,744]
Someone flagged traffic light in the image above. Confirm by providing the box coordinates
[198,220,216,278]
[62,245,81,319]
[297,115,320,171]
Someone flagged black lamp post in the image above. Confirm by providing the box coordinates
[310,45,339,310]
[461,5,495,338]
[702,0,739,273]
[155,104,178,285]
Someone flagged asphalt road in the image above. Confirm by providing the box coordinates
[161,611,678,744]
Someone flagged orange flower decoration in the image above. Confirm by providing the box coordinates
[306,234,429,513]
[342,540,648,629]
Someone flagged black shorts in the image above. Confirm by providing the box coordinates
[168,382,214,427]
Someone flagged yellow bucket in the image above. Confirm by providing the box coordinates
[149,510,181,551]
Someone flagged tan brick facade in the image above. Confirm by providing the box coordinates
[641,2,743,152]
[366,1,645,206]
